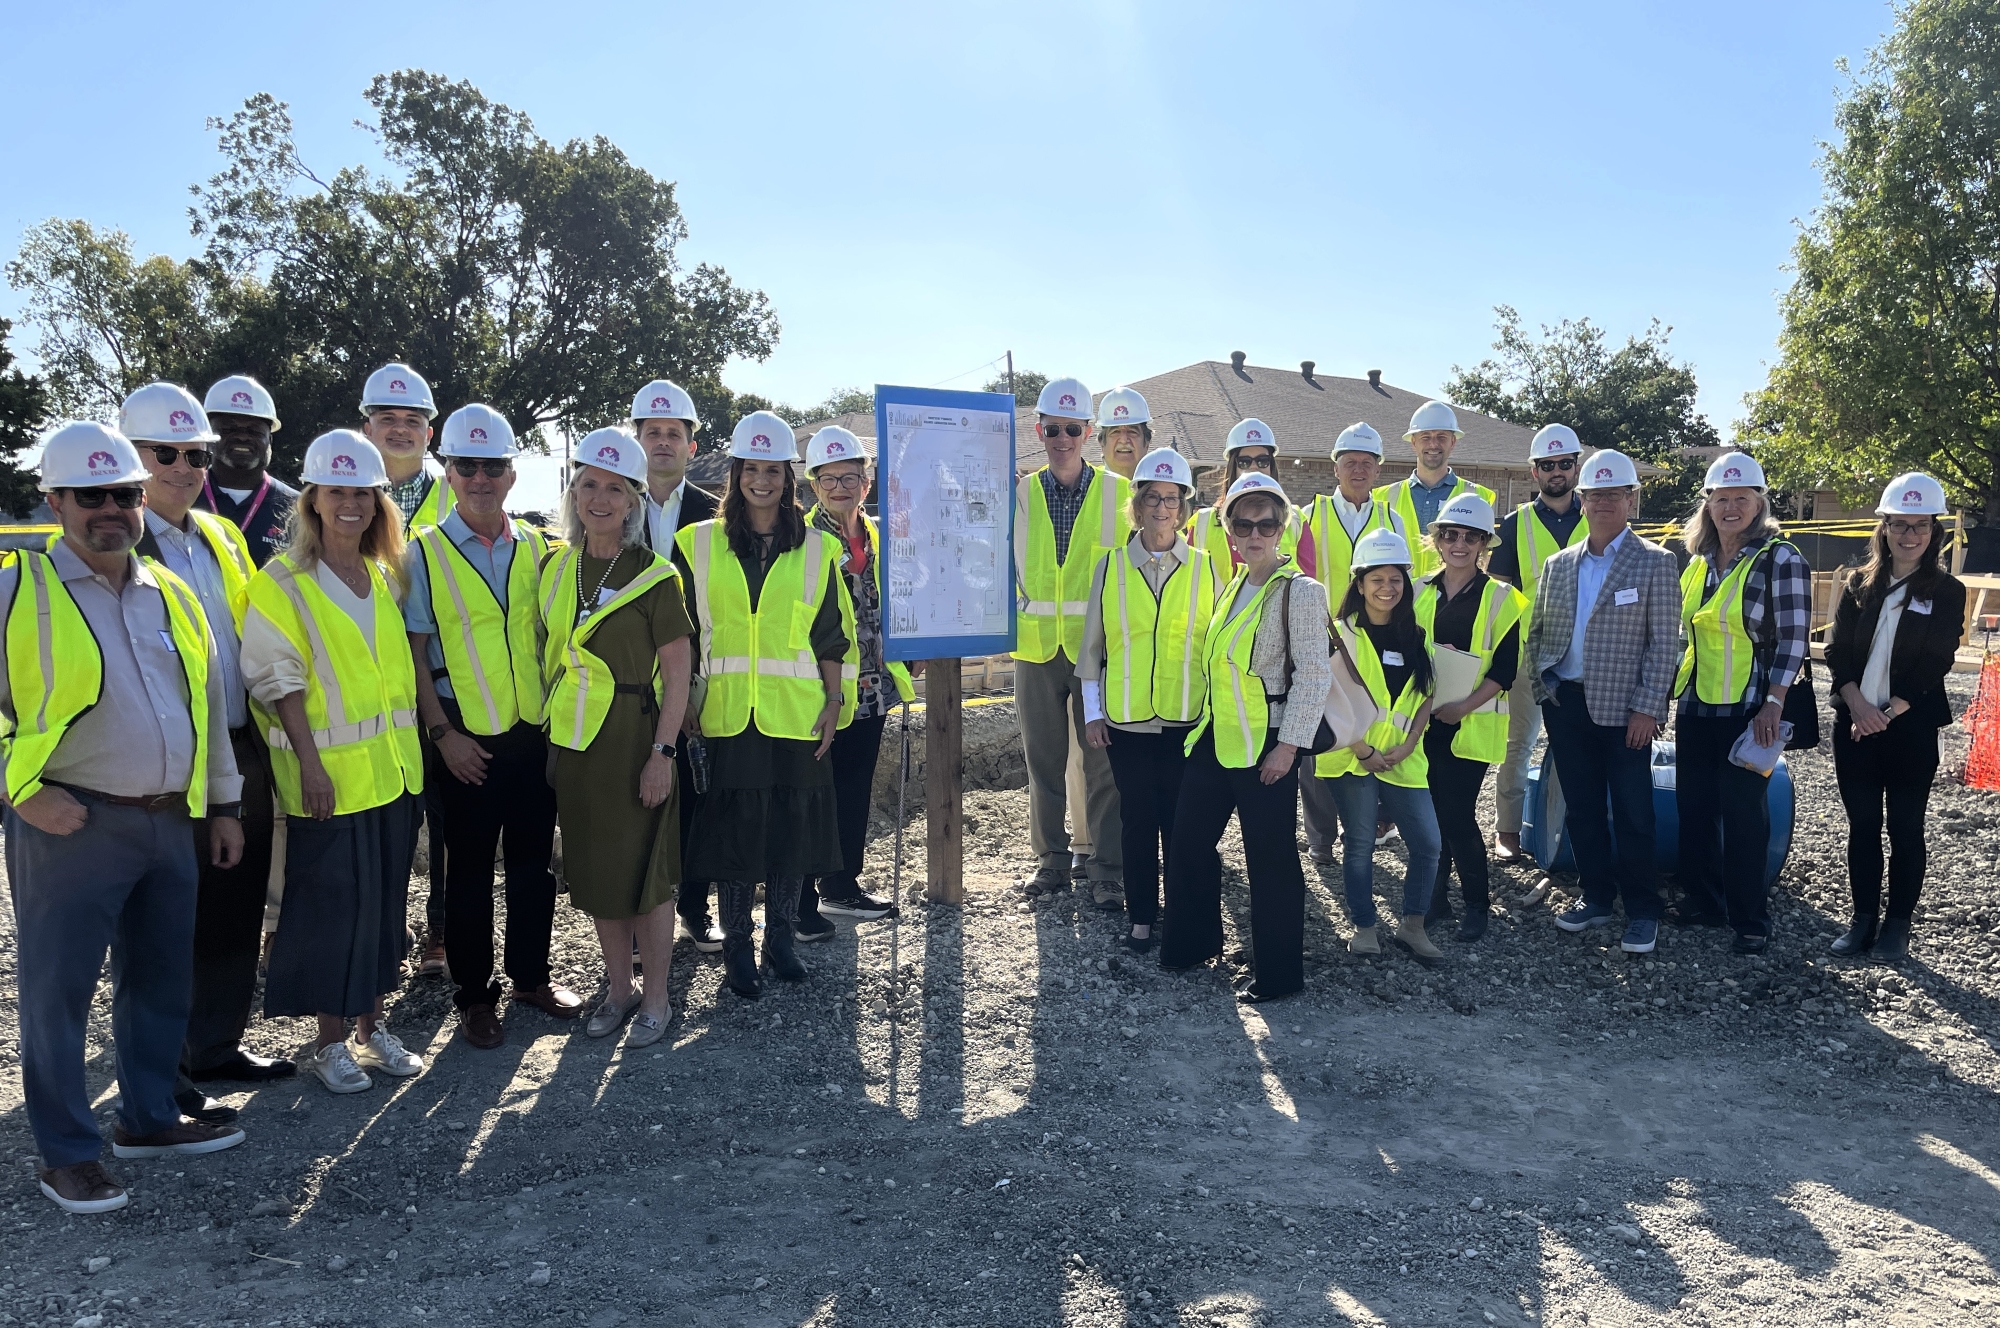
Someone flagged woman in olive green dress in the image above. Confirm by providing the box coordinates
[539,429,693,1048]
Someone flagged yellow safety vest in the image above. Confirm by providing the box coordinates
[177,509,255,631]
[416,522,551,736]
[404,469,455,534]
[1508,501,1587,630]
[805,504,915,704]
[0,550,214,815]
[1185,505,1302,596]
[246,555,424,817]
[1096,541,1216,725]
[1373,474,1497,578]
[1304,494,1398,607]
[1413,575,1526,764]
[677,521,860,740]
[1676,539,1796,705]
[1014,466,1131,664]
[537,545,683,751]
[1184,565,1295,769]
[1314,616,1431,786]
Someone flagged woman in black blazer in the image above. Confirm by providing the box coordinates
[1824,474,1967,961]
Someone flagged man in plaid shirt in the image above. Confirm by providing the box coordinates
[1672,452,1812,953]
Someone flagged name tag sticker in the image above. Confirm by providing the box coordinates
[1614,587,1639,606]
[158,629,178,652]
[1910,598,1933,616]
[1381,650,1405,666]
[596,587,618,606]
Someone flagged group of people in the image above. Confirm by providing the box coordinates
[1018,381,1968,1004]
[2,366,1967,1217]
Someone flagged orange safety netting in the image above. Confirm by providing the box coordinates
[1964,649,2000,790]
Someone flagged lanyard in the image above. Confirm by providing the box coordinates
[203,473,273,530]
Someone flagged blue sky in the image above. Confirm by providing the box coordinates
[1,0,1896,442]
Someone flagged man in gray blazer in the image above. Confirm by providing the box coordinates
[1523,450,1681,953]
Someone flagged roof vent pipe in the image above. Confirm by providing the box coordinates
[1367,368,1383,388]
[1230,350,1247,370]
[1301,360,1316,381]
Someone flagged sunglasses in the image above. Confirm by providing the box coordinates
[1230,517,1284,537]
[1534,457,1578,473]
[147,445,212,469]
[451,459,512,478]
[1041,423,1085,439]
[65,486,145,509]
[1433,527,1485,546]
[1234,455,1276,471]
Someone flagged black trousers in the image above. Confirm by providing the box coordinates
[433,708,559,1010]
[1423,724,1492,916]
[1104,726,1191,926]
[804,711,889,915]
[1832,711,1939,926]
[1160,728,1304,999]
[420,735,448,940]
[1673,712,1773,936]
[676,741,711,924]
[178,726,276,1079]
[1541,682,1663,920]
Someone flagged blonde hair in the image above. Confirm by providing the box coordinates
[1680,489,1782,558]
[284,484,409,598]
[560,470,649,550]
[1128,479,1190,530]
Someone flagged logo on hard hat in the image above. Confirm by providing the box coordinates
[1247,429,1262,441]
[650,396,669,409]
[388,379,407,394]
[1545,439,1563,453]
[1059,394,1076,409]
[85,450,117,472]
[168,410,195,431]
[596,444,621,464]
[1904,489,1923,504]
[752,434,770,449]
[1594,467,1613,481]
[1153,461,1174,477]
[469,427,488,442]
[826,439,845,455]
[332,454,357,473]
[1723,465,1742,480]
[231,391,252,407]
[1113,405,1129,418]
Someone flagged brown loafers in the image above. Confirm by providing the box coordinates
[512,984,584,1019]
[40,1161,127,1214]
[462,1003,504,1049]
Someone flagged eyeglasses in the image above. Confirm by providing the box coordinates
[1886,519,1931,536]
[1138,491,1183,508]
[147,445,212,469]
[1042,423,1084,439]
[1234,455,1276,472]
[1433,527,1485,546]
[64,486,145,509]
[451,459,512,478]
[1534,457,1577,473]
[815,471,867,491]
[1230,517,1284,537]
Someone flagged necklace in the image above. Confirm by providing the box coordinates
[576,548,620,626]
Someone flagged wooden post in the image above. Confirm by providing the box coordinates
[924,656,964,904]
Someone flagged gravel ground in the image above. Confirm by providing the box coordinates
[2,678,1998,1327]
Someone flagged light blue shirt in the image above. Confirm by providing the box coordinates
[402,510,521,700]
[1552,526,1628,684]
[1407,469,1461,534]
[144,510,248,730]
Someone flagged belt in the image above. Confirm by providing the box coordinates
[45,781,185,813]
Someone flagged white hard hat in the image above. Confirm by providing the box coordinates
[1035,377,1092,420]
[1332,422,1383,458]
[573,427,648,484]
[1096,386,1150,428]
[1432,491,1498,541]
[1877,472,1947,517]
[439,403,519,458]
[301,430,391,487]
[1219,471,1290,521]
[1702,451,1766,494]
[1225,417,1278,455]
[1577,450,1640,489]
[729,410,800,463]
[203,375,281,429]
[1530,423,1581,459]
[37,421,151,491]
[631,379,699,428]
[360,362,437,419]
[1350,528,1414,573]
[804,424,870,474]
[120,382,218,445]
[1133,447,1194,493]
[1404,400,1463,440]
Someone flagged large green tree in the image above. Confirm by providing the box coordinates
[7,72,779,477]
[0,319,52,516]
[1750,0,2000,518]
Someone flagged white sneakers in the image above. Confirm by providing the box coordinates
[310,1029,425,1094]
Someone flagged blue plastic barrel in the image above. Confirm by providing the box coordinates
[1522,742,1794,888]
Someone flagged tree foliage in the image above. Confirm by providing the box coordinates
[1750,0,2000,518]
[6,72,779,477]
[985,367,1048,409]
[0,319,52,516]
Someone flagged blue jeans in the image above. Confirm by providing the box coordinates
[1321,774,1441,928]
[1540,681,1664,921]
[6,795,199,1166]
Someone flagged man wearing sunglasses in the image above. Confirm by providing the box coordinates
[1485,423,1589,862]
[197,375,294,568]
[403,405,578,1051]
[1373,400,1495,579]
[3,420,248,1215]
[123,385,292,1119]
[1013,376,1129,903]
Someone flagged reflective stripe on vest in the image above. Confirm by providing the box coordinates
[1374,476,1496,578]
[1099,543,1215,725]
[678,521,860,740]
[1185,566,1294,769]
[187,509,255,631]
[1512,501,1587,628]
[537,546,681,752]
[405,472,455,534]
[418,523,550,735]
[0,552,213,815]
[1313,616,1430,786]
[1413,576,1525,765]
[1676,540,1792,705]
[1306,495,1396,602]
[1013,467,1130,664]
[247,555,423,816]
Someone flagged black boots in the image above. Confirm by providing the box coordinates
[763,877,808,981]
[722,939,761,999]
[1875,916,1912,961]
[1830,921,1877,957]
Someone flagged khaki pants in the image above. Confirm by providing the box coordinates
[1065,728,1093,858]
[1017,652,1121,880]
[1493,670,1541,836]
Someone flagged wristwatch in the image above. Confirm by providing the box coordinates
[208,802,243,820]
[428,722,451,742]
[652,741,678,759]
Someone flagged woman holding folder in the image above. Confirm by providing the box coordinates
[1413,493,1525,942]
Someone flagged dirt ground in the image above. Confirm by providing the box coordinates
[3,680,1999,1328]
